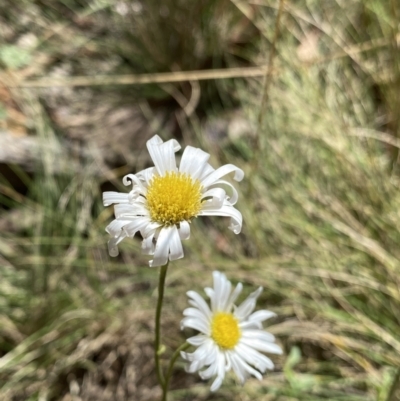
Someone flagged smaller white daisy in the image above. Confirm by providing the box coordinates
[180,271,282,391]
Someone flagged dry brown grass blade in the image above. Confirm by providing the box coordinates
[8,66,271,88]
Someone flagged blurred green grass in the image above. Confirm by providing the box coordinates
[1,0,400,400]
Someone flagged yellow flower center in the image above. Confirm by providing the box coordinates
[211,312,241,349]
[146,172,202,225]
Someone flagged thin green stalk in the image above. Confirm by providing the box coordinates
[387,368,400,401]
[162,342,190,401]
[155,262,169,389]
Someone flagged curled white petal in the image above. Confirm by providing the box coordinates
[168,225,184,261]
[179,146,211,180]
[136,166,155,185]
[149,226,174,267]
[142,234,155,255]
[107,233,126,257]
[105,219,129,237]
[209,179,239,205]
[200,200,243,234]
[122,173,145,189]
[178,221,191,240]
[198,163,215,182]
[123,218,151,237]
[146,136,180,176]
[201,164,244,188]
[114,203,149,218]
[201,187,226,209]
[103,191,130,206]
[141,221,162,237]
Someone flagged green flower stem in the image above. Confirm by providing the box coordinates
[388,367,400,401]
[155,262,169,389]
[162,342,190,401]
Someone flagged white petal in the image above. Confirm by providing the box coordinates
[103,191,129,206]
[209,179,239,205]
[181,317,210,335]
[114,203,149,218]
[178,220,191,240]
[179,146,211,180]
[107,233,126,257]
[215,273,232,312]
[201,187,226,209]
[248,310,276,324]
[194,342,218,372]
[225,353,232,372]
[241,339,282,355]
[204,287,214,299]
[141,233,155,255]
[149,226,174,267]
[202,340,219,365]
[136,166,155,185]
[198,344,220,377]
[239,320,264,330]
[227,352,247,384]
[232,351,263,381]
[198,360,218,380]
[186,334,208,346]
[211,271,226,311]
[198,163,215,182]
[201,164,244,188]
[181,340,214,365]
[168,225,184,261]
[128,188,146,202]
[235,287,263,320]
[186,291,212,319]
[225,282,243,311]
[122,173,145,189]
[183,307,210,323]
[123,217,151,237]
[200,201,242,234]
[210,352,226,392]
[146,135,180,176]
[241,329,275,343]
[141,221,162,237]
[105,219,129,237]
[210,375,224,392]
[235,343,276,371]
[185,359,201,373]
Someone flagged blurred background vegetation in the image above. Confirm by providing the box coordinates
[0,0,400,400]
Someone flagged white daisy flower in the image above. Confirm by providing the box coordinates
[181,271,282,392]
[103,135,243,267]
